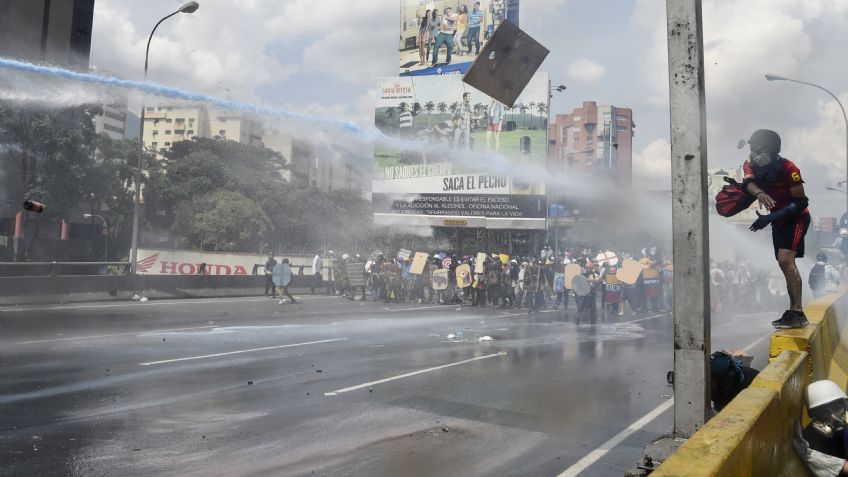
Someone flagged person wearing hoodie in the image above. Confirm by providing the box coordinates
[272,258,297,304]
[809,252,841,299]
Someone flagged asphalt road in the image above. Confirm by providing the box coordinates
[0,293,777,477]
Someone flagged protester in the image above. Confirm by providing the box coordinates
[272,258,296,304]
[710,351,759,412]
[794,380,848,476]
[264,252,277,298]
[311,251,322,294]
[809,252,841,299]
[743,129,810,329]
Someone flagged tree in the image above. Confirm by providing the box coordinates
[436,101,448,118]
[536,102,547,129]
[424,101,435,127]
[173,190,271,252]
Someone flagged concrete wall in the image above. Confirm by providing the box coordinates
[0,274,323,306]
[653,288,848,476]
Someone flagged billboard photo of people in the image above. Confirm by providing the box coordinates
[373,73,548,229]
[399,0,519,77]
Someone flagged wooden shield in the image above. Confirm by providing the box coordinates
[456,264,472,288]
[431,269,449,290]
[564,264,582,289]
[346,263,366,287]
[475,253,487,273]
[410,252,429,275]
[617,259,643,285]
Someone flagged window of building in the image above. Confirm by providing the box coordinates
[152,130,158,136]
[616,114,628,121]
[164,142,171,147]
[145,107,154,112]
[573,115,581,121]
[219,130,226,135]
[166,118,173,123]
[165,107,174,111]
[603,112,611,118]
[152,142,158,148]
[165,130,171,134]
[187,130,194,135]
[175,118,185,123]
[617,126,628,133]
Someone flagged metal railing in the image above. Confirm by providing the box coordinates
[0,262,132,277]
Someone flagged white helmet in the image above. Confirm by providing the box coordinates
[841,229,848,238]
[342,253,350,260]
[807,380,847,410]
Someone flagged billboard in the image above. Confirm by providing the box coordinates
[399,0,519,77]
[373,72,548,230]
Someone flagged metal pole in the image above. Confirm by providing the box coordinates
[666,0,711,438]
[130,10,181,275]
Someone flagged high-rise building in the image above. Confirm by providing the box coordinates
[548,101,635,185]
[141,105,210,158]
[208,109,264,146]
[92,102,131,140]
[0,0,95,68]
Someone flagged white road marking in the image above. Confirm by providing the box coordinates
[556,321,770,476]
[139,338,345,366]
[0,295,336,313]
[324,351,507,396]
[556,399,675,477]
[619,313,670,325]
[15,325,216,345]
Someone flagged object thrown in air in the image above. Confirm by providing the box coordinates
[462,21,550,108]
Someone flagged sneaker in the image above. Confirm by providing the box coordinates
[772,310,809,329]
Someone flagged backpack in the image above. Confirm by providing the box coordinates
[809,264,825,291]
[715,177,756,217]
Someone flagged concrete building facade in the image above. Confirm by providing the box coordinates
[208,109,264,147]
[548,101,635,185]
[141,105,210,158]
[0,0,95,68]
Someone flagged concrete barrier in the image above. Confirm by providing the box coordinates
[0,274,324,306]
[653,288,848,476]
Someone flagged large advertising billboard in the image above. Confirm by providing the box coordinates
[399,0,519,77]
[373,72,548,230]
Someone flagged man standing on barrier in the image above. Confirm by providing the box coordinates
[744,129,811,329]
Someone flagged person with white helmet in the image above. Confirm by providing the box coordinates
[832,229,848,263]
[794,380,848,476]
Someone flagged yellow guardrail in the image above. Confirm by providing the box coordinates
[652,287,848,476]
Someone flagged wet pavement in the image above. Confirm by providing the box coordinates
[0,294,775,476]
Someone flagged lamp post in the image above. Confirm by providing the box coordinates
[130,1,199,274]
[765,73,848,217]
[84,213,108,261]
[547,82,567,259]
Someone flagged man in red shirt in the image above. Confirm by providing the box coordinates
[743,129,810,329]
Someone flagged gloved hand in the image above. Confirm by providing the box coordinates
[750,211,773,231]
[793,420,845,477]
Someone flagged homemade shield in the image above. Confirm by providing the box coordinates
[432,269,449,290]
[410,252,429,274]
[564,263,582,289]
[462,21,549,107]
[595,250,618,266]
[456,264,472,288]
[572,275,591,297]
[347,263,367,287]
[617,259,643,285]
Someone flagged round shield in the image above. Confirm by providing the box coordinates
[595,250,619,266]
[572,275,591,297]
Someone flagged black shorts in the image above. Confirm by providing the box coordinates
[772,214,810,259]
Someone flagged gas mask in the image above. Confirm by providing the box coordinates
[749,151,782,183]
[810,399,848,438]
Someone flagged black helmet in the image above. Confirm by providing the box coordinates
[748,129,781,153]
[817,252,828,263]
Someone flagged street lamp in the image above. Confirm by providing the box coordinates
[130,1,200,274]
[84,213,108,261]
[765,73,848,217]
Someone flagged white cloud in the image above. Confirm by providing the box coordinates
[633,138,671,190]
[566,58,606,83]
[301,27,396,85]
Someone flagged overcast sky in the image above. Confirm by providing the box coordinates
[89,0,848,216]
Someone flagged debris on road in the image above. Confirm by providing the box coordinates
[478,336,494,342]
[247,381,254,385]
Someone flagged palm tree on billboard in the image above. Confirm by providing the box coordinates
[528,101,536,129]
[437,101,448,120]
[424,101,435,127]
[385,107,396,135]
[536,102,547,129]
[517,103,528,129]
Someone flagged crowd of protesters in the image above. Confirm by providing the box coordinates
[295,246,679,322]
